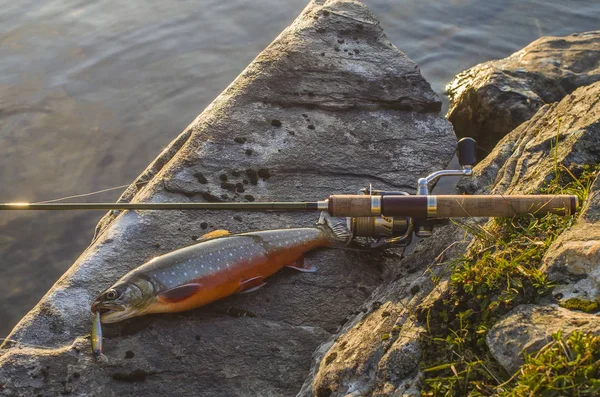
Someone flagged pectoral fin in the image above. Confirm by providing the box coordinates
[238,276,266,294]
[197,229,230,242]
[286,257,316,273]
[157,283,203,303]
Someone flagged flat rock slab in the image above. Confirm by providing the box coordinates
[447,31,600,159]
[0,316,329,397]
[486,304,600,374]
[0,1,455,396]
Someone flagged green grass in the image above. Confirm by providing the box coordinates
[500,331,600,396]
[419,163,599,397]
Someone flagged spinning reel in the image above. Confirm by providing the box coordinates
[348,138,477,249]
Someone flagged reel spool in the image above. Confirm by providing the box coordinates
[348,185,414,249]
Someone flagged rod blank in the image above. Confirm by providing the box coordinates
[0,202,318,211]
[0,194,579,218]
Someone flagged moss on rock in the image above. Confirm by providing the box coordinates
[559,297,600,313]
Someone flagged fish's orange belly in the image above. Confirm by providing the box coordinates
[148,247,308,314]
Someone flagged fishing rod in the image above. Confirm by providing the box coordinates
[0,138,578,248]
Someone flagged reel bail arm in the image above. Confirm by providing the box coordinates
[415,137,476,237]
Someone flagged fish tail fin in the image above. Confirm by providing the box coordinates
[317,212,353,246]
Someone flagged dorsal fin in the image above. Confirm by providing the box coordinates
[197,229,231,242]
[157,283,203,303]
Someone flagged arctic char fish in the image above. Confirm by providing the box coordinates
[91,213,351,323]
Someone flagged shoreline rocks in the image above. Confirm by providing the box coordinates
[486,304,600,374]
[447,31,600,160]
[4,5,599,397]
[458,81,600,196]
[542,173,600,307]
[0,1,455,396]
[446,63,600,389]
[302,29,600,397]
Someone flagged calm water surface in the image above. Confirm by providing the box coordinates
[1,0,598,335]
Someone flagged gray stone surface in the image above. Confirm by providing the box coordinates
[298,225,468,397]
[459,81,600,195]
[452,80,600,376]
[542,174,600,304]
[486,304,600,374]
[447,31,600,160]
[298,37,600,397]
[0,1,456,396]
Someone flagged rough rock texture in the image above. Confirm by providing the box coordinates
[298,40,600,396]
[453,81,600,376]
[486,304,600,374]
[447,31,600,159]
[459,81,600,195]
[542,174,600,305]
[0,1,455,396]
[298,225,469,397]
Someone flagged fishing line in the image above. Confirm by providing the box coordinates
[32,181,148,204]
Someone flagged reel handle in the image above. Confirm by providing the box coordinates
[457,137,476,167]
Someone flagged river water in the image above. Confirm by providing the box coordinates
[1,0,598,335]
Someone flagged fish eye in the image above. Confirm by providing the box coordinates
[105,289,119,300]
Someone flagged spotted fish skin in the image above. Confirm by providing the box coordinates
[92,214,351,323]
[145,228,327,312]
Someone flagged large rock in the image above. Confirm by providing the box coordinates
[459,81,600,195]
[0,1,455,396]
[298,225,469,397]
[542,174,600,307]
[299,41,600,396]
[447,31,600,159]
[486,305,600,374]
[454,81,600,376]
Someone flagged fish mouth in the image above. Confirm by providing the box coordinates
[91,302,140,323]
[91,302,126,315]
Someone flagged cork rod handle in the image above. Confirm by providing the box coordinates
[435,195,577,218]
[327,194,578,218]
[328,195,373,217]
